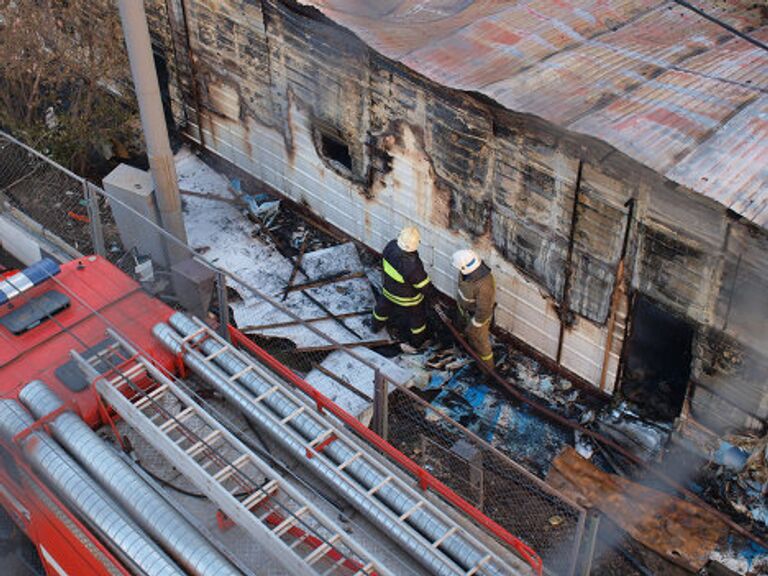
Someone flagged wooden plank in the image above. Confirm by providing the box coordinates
[547,446,727,572]
[284,270,366,294]
[240,310,369,332]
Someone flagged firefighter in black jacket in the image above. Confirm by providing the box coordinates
[372,227,433,348]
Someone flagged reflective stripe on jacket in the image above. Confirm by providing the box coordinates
[381,239,430,307]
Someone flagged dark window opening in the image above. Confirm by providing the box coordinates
[320,132,353,172]
[621,295,693,421]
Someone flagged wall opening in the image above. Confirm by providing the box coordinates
[621,295,693,421]
[319,131,352,173]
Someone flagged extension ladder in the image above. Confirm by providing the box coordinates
[79,333,388,576]
[162,316,527,576]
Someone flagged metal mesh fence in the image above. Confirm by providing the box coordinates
[0,132,121,261]
[0,128,586,575]
[386,387,585,575]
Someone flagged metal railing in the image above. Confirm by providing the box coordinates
[0,128,588,575]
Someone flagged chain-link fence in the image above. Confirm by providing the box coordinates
[387,387,585,575]
[0,128,587,575]
[0,131,121,262]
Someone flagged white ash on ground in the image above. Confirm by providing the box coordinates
[175,148,385,347]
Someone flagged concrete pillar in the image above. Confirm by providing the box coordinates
[117,0,188,268]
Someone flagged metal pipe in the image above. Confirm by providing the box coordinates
[0,400,183,576]
[18,380,240,576]
[117,0,188,267]
[157,313,515,576]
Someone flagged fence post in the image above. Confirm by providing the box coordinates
[372,369,388,440]
[83,180,106,257]
[215,271,230,342]
[577,509,600,576]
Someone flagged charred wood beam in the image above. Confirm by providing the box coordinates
[175,0,205,147]
[281,233,307,300]
[284,270,365,294]
[293,339,392,353]
[240,311,369,332]
[557,160,583,364]
[312,364,372,401]
[599,197,635,391]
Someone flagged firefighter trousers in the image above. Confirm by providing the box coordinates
[465,321,493,368]
[372,293,428,346]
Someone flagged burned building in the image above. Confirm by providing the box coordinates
[148,1,768,434]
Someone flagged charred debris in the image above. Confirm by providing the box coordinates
[179,146,766,576]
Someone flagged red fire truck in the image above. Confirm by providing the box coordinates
[0,255,541,576]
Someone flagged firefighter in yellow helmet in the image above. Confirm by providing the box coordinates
[371,226,433,349]
[452,249,496,367]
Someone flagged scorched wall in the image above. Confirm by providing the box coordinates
[148,0,768,434]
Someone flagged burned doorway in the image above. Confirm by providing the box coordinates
[620,295,693,421]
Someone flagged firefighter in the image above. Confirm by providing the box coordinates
[452,249,496,368]
[371,226,433,350]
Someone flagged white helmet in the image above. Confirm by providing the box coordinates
[397,226,420,252]
[452,249,481,274]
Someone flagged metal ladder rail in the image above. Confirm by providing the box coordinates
[181,318,519,576]
[164,321,518,576]
[161,329,470,576]
[82,342,389,576]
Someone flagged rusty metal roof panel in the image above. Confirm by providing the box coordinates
[668,95,768,227]
[299,1,768,228]
[570,69,757,171]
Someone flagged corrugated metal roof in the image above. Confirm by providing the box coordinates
[299,1,768,228]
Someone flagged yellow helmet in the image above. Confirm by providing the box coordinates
[397,226,420,252]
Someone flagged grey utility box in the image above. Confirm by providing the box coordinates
[103,164,166,267]
[171,258,216,319]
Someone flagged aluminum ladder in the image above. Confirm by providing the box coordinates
[75,334,389,576]
[156,315,530,576]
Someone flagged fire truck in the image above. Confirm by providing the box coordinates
[0,255,541,576]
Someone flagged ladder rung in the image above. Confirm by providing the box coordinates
[186,430,222,457]
[431,526,458,549]
[108,364,146,387]
[351,562,375,576]
[204,346,228,362]
[337,452,362,471]
[367,476,392,496]
[212,454,250,483]
[242,480,279,510]
[158,406,195,433]
[320,555,348,576]
[399,501,424,521]
[466,554,491,576]
[307,429,334,448]
[180,326,208,345]
[88,343,121,365]
[304,534,341,564]
[134,384,169,410]
[280,406,305,424]
[253,385,279,404]
[228,366,253,382]
[272,507,307,536]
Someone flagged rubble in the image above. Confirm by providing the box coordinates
[596,404,671,463]
[548,446,728,573]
